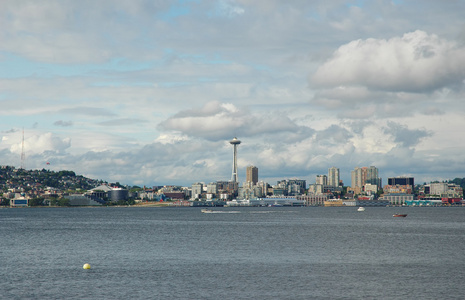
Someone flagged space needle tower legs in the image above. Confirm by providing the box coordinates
[229,137,241,183]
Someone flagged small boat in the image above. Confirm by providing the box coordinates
[201,208,214,213]
[393,214,407,217]
[357,207,365,212]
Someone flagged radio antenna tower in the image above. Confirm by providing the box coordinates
[20,128,25,170]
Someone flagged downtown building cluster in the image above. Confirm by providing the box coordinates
[186,138,464,206]
[188,163,464,207]
[2,162,463,207]
[2,134,464,207]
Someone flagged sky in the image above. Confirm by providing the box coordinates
[1,0,465,187]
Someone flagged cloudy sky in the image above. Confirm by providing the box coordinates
[1,0,465,187]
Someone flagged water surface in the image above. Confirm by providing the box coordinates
[1,206,464,299]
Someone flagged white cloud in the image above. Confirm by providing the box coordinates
[312,30,465,93]
[1,1,465,187]
[159,101,306,141]
[9,132,70,155]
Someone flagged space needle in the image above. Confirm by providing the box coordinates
[229,137,241,183]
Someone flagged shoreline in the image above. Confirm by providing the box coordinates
[3,203,464,208]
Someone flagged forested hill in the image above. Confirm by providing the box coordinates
[448,178,465,190]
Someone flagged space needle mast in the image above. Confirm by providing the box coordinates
[229,137,241,183]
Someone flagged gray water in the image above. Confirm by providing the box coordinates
[1,206,464,299]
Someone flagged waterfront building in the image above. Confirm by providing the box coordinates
[423,182,463,198]
[109,188,129,202]
[226,196,305,207]
[89,184,113,199]
[10,197,28,207]
[382,193,414,206]
[324,199,344,207]
[328,167,340,187]
[85,184,129,203]
[298,193,328,206]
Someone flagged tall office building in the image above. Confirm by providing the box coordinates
[191,182,204,199]
[365,166,380,186]
[316,175,327,185]
[351,166,381,188]
[328,167,340,187]
[246,165,258,185]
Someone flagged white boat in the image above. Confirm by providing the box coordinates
[201,208,241,214]
[357,207,365,212]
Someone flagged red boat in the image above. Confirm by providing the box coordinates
[393,214,407,217]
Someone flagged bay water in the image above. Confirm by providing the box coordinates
[1,206,464,299]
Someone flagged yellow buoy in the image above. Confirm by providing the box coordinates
[83,263,91,270]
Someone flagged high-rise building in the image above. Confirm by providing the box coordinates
[206,182,218,194]
[316,175,327,185]
[246,165,258,185]
[351,166,381,188]
[191,182,204,199]
[365,166,380,186]
[328,167,340,187]
[229,137,241,183]
[351,167,362,188]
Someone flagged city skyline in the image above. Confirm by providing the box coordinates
[1,1,465,186]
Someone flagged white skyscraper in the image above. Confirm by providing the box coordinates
[328,167,340,187]
[316,175,327,185]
